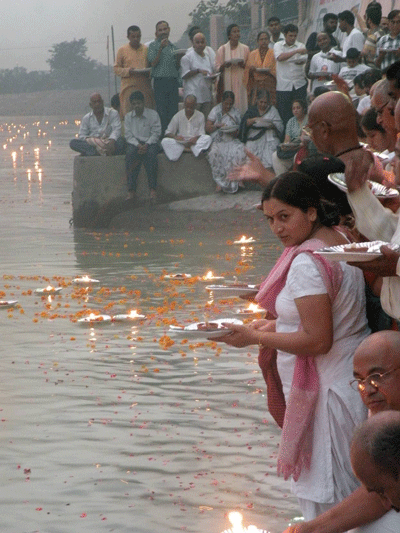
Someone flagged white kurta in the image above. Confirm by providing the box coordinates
[245,106,283,169]
[275,254,369,515]
[347,183,400,319]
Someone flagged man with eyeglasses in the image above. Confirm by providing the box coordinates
[285,331,400,533]
[370,79,397,151]
[376,10,400,71]
[351,410,400,516]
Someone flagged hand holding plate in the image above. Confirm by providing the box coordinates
[348,245,400,276]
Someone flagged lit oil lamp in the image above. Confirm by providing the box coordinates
[236,303,263,315]
[164,273,192,280]
[233,236,255,244]
[112,309,146,321]
[34,285,62,295]
[201,270,224,281]
[78,312,111,324]
[73,275,100,284]
[221,511,269,533]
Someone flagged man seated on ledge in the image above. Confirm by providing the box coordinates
[161,94,212,161]
[124,90,161,201]
[70,93,125,156]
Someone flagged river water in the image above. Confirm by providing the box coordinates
[0,117,300,533]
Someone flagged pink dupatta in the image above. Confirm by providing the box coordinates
[255,238,343,481]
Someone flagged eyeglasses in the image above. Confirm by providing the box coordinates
[376,101,389,116]
[350,366,400,392]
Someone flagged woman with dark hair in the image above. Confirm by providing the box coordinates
[238,89,283,171]
[245,30,277,106]
[361,108,391,153]
[215,24,250,114]
[214,171,369,521]
[206,90,245,193]
[272,99,310,174]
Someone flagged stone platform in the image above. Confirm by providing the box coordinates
[72,152,215,227]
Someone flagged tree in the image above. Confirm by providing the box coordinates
[47,38,109,90]
[224,0,251,26]
[189,0,223,41]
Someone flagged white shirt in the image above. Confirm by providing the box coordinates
[309,49,340,90]
[180,48,216,103]
[338,63,370,85]
[347,183,400,319]
[78,107,121,141]
[357,94,371,114]
[165,108,205,137]
[274,40,307,91]
[124,108,161,146]
[341,28,365,57]
[269,32,284,49]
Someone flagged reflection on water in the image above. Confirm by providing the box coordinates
[0,116,299,532]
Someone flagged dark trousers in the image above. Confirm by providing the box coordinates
[276,84,308,127]
[153,77,179,135]
[69,137,126,156]
[125,143,159,192]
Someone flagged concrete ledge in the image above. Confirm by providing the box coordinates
[72,152,215,227]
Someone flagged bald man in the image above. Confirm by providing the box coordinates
[307,91,400,320]
[180,33,216,118]
[351,411,400,514]
[286,331,400,533]
[161,94,212,160]
[69,93,124,156]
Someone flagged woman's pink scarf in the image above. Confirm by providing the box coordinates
[255,238,343,481]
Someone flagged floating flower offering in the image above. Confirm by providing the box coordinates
[78,313,111,324]
[163,273,192,279]
[221,511,269,533]
[236,303,263,315]
[34,285,62,295]
[233,235,255,244]
[201,270,224,281]
[112,309,146,321]
[0,300,18,308]
[73,275,100,284]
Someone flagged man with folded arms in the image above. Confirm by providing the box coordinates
[161,94,211,161]
[124,91,161,201]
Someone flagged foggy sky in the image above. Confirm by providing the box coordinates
[1,0,201,71]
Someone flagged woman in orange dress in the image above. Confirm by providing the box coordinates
[215,24,250,115]
[114,25,155,117]
[245,31,277,107]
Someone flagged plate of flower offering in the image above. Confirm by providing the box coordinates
[0,300,18,309]
[133,68,151,74]
[254,118,273,128]
[220,125,238,133]
[34,286,62,295]
[205,283,258,297]
[229,58,244,65]
[314,240,400,262]
[233,236,255,244]
[78,313,112,324]
[204,72,220,80]
[328,173,399,199]
[236,303,264,315]
[163,273,192,280]
[73,276,100,284]
[112,310,146,322]
[256,67,270,73]
[169,318,243,339]
[173,49,187,55]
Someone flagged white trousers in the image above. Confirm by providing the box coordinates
[161,135,212,161]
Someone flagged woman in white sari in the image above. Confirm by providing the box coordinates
[239,89,283,172]
[215,24,250,114]
[206,90,246,193]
